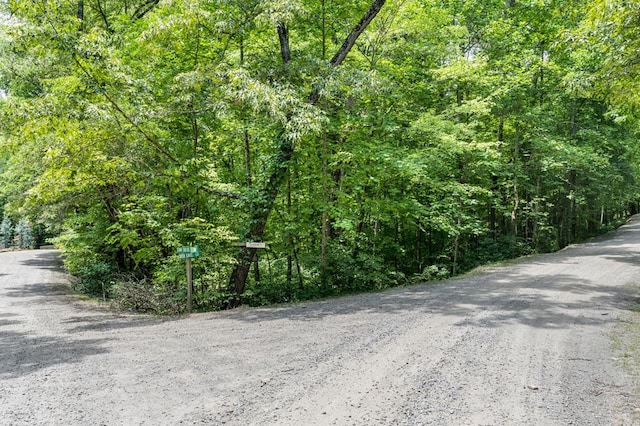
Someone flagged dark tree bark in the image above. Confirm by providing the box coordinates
[328,0,386,67]
[77,0,84,31]
[277,22,291,65]
[94,0,112,32]
[309,0,387,104]
[226,0,387,308]
[132,0,160,21]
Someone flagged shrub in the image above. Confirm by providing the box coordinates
[15,218,34,249]
[0,216,12,249]
[112,277,184,314]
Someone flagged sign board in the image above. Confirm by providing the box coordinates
[177,246,200,259]
[231,242,268,248]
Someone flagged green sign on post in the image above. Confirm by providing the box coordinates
[177,246,200,313]
[177,246,200,259]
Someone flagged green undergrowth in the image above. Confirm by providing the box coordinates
[52,215,632,315]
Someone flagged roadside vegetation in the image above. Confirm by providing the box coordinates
[0,215,35,250]
[1,1,640,313]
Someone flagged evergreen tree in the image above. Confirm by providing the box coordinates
[0,216,12,249]
[15,218,33,249]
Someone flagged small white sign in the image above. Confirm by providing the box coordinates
[246,242,266,249]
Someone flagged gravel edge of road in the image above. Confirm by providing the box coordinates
[612,282,640,423]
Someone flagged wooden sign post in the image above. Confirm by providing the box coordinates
[177,246,200,313]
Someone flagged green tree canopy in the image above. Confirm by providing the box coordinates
[1,0,639,312]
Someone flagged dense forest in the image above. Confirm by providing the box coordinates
[1,0,639,312]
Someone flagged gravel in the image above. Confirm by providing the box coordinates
[1,218,640,425]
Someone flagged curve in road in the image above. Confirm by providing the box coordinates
[1,218,640,425]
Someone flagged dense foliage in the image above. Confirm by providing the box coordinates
[1,0,639,312]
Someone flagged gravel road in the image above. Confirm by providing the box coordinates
[2,219,640,425]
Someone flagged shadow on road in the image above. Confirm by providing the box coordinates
[222,278,638,330]
[0,330,109,380]
[18,250,64,270]
[62,314,167,333]
[4,282,73,300]
[0,319,23,328]
[0,250,168,379]
[211,218,640,330]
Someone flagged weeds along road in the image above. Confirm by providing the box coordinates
[1,220,640,425]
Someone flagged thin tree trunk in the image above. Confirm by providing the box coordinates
[533,174,540,248]
[511,125,520,236]
[293,240,303,289]
[277,22,291,65]
[243,129,252,185]
[559,169,576,248]
[538,44,545,106]
[240,30,252,188]
[490,175,498,240]
[321,0,326,60]
[321,126,329,275]
[309,0,387,104]
[287,171,293,288]
[132,0,160,21]
[453,217,461,275]
[253,252,260,282]
[77,0,84,31]
[570,99,577,139]
[490,117,504,240]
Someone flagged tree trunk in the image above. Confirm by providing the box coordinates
[533,174,540,248]
[489,175,498,240]
[511,125,520,236]
[452,217,461,275]
[559,169,576,248]
[321,125,329,276]
[309,0,387,104]
[132,0,160,21]
[77,0,84,31]
[287,170,293,288]
[277,22,291,65]
[490,117,504,240]
[321,0,326,60]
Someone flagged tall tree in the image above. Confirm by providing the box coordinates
[227,0,388,305]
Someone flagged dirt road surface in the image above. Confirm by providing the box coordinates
[2,219,640,425]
